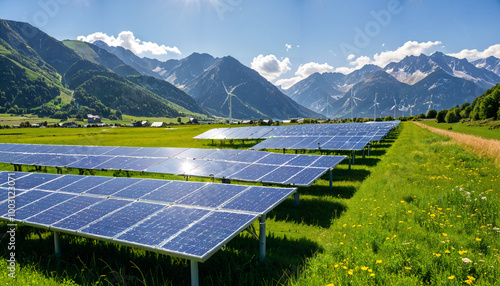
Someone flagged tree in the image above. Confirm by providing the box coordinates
[459,105,473,119]
[177,117,182,123]
[436,110,448,123]
[445,109,460,123]
[427,109,437,119]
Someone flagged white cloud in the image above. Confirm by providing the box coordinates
[251,54,291,81]
[285,43,292,52]
[77,31,181,56]
[276,62,334,89]
[347,54,356,60]
[447,44,500,61]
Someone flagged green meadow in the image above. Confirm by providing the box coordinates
[0,122,498,285]
[419,120,500,140]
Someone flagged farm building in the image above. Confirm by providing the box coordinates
[151,122,167,127]
[87,114,101,123]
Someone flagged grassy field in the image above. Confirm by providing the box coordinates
[419,120,500,140]
[0,113,216,127]
[0,122,499,285]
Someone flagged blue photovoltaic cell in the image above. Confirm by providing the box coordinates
[255,153,296,165]
[176,184,248,208]
[121,157,166,171]
[46,145,79,154]
[112,179,169,199]
[102,147,141,156]
[290,137,321,149]
[215,162,250,178]
[96,156,141,170]
[176,149,218,159]
[284,167,327,186]
[228,164,278,182]
[223,186,295,213]
[66,156,114,169]
[80,202,165,238]
[353,142,368,150]
[339,142,356,150]
[0,172,30,188]
[85,177,142,196]
[0,190,52,217]
[43,155,86,167]
[228,150,269,163]
[35,175,84,191]
[9,173,60,190]
[259,166,304,184]
[10,154,57,165]
[203,149,240,160]
[141,181,206,203]
[0,152,30,163]
[188,160,240,177]
[14,193,75,221]
[320,141,345,150]
[26,145,59,153]
[310,156,345,168]
[59,176,114,194]
[128,147,163,157]
[160,211,256,258]
[146,158,207,175]
[285,155,319,167]
[249,137,285,150]
[150,148,188,158]
[26,196,103,225]
[67,146,116,155]
[306,136,335,149]
[116,206,209,246]
[52,199,132,231]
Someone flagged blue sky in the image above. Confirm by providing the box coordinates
[1,0,499,88]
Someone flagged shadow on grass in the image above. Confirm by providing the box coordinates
[267,197,347,228]
[0,224,319,286]
[299,185,357,199]
[331,168,371,183]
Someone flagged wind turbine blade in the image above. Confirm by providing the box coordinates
[220,95,229,108]
[230,82,245,93]
[222,82,229,94]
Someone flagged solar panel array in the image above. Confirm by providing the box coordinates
[0,144,346,186]
[0,171,296,262]
[194,121,400,151]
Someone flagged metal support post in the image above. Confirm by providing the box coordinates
[348,156,351,170]
[190,260,199,286]
[352,151,355,164]
[294,192,300,206]
[54,232,61,257]
[259,215,266,262]
[368,144,371,156]
[329,169,333,189]
[362,149,365,159]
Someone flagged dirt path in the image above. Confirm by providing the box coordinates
[413,121,500,167]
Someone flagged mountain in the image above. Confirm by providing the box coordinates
[329,71,409,118]
[328,69,486,118]
[287,72,346,115]
[0,18,210,119]
[284,64,383,115]
[472,56,500,77]
[143,53,220,88]
[62,40,141,77]
[384,52,500,89]
[91,40,160,79]
[184,56,322,120]
[127,75,209,115]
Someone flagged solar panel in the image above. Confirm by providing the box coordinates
[258,166,304,184]
[284,167,328,186]
[0,171,296,265]
[176,184,248,208]
[158,211,257,259]
[0,145,346,187]
[102,147,141,156]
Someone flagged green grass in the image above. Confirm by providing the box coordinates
[420,120,500,140]
[0,122,498,285]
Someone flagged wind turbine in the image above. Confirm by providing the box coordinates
[369,93,379,120]
[343,89,361,120]
[389,96,398,118]
[424,94,434,113]
[325,95,334,119]
[221,82,245,124]
[408,99,416,116]
[398,101,409,117]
